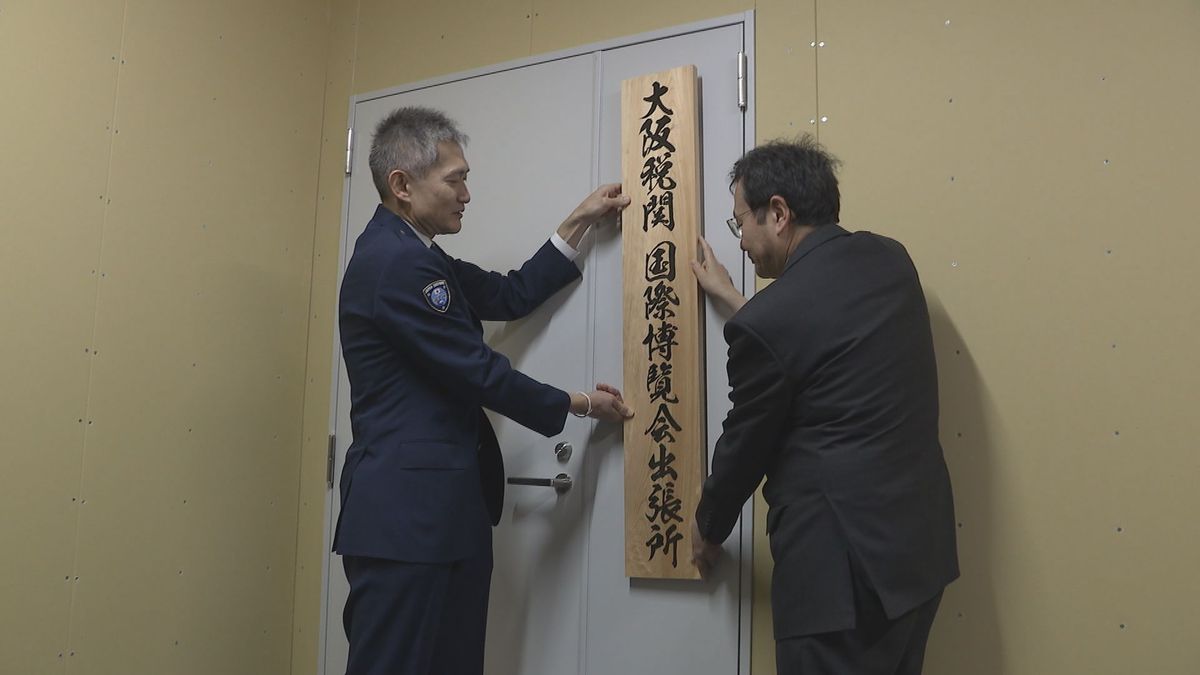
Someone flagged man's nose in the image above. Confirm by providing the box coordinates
[461,185,471,203]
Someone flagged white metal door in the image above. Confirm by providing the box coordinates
[323,53,597,675]
[322,15,755,675]
[583,22,751,675]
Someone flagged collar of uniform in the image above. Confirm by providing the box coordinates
[371,203,433,248]
[781,223,851,275]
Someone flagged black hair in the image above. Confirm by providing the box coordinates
[729,135,841,226]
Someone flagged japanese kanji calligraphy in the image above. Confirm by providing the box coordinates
[621,66,706,580]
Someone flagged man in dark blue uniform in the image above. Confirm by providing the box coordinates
[335,107,633,675]
[689,137,958,674]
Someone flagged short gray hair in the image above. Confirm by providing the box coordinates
[369,106,469,201]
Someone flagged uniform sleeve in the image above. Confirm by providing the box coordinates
[448,240,581,321]
[549,233,580,261]
[694,318,792,544]
[373,250,570,437]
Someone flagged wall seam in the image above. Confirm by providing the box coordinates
[289,0,363,672]
[528,0,535,55]
[812,0,821,143]
[285,0,334,667]
[62,1,133,672]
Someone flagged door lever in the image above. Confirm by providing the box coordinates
[507,472,573,494]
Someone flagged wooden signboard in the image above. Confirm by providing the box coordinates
[621,65,706,580]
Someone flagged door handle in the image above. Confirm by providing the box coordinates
[507,472,573,494]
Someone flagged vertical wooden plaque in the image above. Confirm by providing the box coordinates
[621,65,706,580]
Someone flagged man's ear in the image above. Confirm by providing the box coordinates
[768,195,793,234]
[388,169,413,204]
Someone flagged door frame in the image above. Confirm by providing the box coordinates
[318,11,758,674]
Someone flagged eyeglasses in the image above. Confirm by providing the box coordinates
[726,208,755,239]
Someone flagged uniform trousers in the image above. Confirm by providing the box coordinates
[342,542,493,675]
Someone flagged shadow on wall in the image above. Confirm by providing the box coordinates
[924,296,1005,675]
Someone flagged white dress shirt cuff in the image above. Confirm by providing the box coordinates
[550,232,580,261]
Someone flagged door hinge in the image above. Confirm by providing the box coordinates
[344,128,354,176]
[737,51,748,111]
[326,434,336,489]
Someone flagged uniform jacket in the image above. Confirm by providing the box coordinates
[695,224,959,639]
[334,205,579,563]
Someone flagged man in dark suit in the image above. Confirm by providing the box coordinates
[689,137,958,673]
[335,106,632,675]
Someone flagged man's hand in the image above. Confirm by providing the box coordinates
[571,382,634,422]
[691,519,722,578]
[690,236,746,316]
[557,184,632,248]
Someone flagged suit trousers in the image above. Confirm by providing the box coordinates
[775,569,943,675]
[342,542,493,675]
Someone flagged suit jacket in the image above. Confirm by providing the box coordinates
[695,224,959,639]
[334,204,580,563]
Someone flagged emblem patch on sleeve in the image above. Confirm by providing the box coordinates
[423,279,451,313]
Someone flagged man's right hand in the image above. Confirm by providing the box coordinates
[556,184,632,248]
[691,237,746,315]
[691,520,722,579]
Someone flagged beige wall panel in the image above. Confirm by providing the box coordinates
[529,0,748,54]
[59,1,331,673]
[817,1,1200,673]
[292,0,361,671]
[753,0,815,145]
[353,0,534,94]
[749,4,817,672]
[0,1,125,672]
